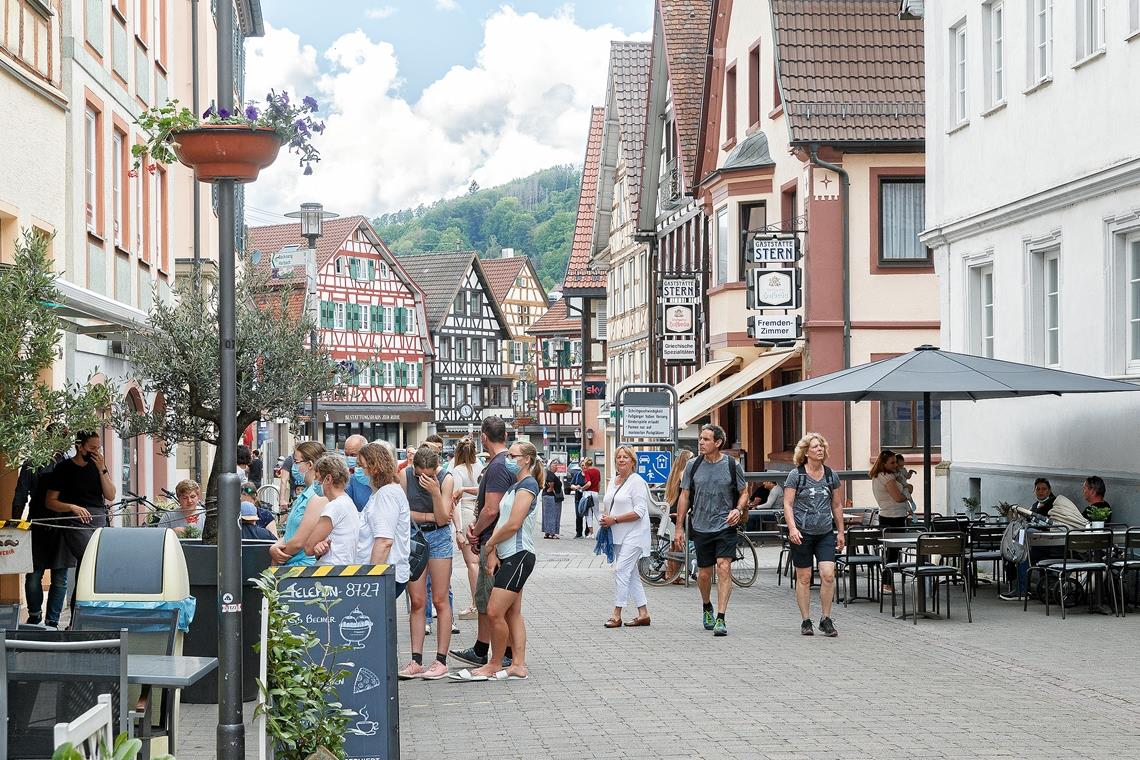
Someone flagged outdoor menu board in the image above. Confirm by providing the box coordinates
[263,564,399,760]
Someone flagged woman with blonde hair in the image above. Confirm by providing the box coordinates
[600,445,653,627]
[782,432,844,637]
[661,448,694,583]
[453,440,542,681]
[449,437,484,619]
[355,442,411,595]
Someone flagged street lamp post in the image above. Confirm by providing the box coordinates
[285,202,338,443]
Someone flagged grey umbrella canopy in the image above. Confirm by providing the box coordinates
[738,345,1140,521]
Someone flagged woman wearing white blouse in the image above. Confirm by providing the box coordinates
[600,445,652,628]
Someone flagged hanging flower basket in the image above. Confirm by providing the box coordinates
[171,125,284,183]
[547,401,571,414]
[514,415,535,427]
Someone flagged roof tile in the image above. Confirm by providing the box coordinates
[479,256,529,303]
[527,298,580,337]
[563,107,607,291]
[659,0,714,189]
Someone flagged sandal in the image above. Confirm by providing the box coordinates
[625,615,651,627]
[603,617,623,628]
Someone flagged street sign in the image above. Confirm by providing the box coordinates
[659,275,701,364]
[748,315,802,341]
[662,339,696,361]
[748,267,801,310]
[747,234,799,263]
[271,247,312,270]
[636,450,673,484]
[623,405,673,439]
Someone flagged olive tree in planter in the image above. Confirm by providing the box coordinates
[117,264,338,543]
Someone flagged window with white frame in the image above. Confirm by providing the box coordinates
[969,263,995,357]
[335,257,343,275]
[1042,250,1060,366]
[1131,0,1140,34]
[511,341,523,363]
[1029,0,1054,84]
[716,207,729,285]
[384,361,395,387]
[951,21,969,124]
[406,307,417,335]
[112,132,123,247]
[1128,234,1140,371]
[985,2,1005,105]
[333,303,345,330]
[84,109,98,232]
[1077,0,1106,59]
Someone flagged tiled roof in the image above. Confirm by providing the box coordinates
[396,251,479,330]
[527,298,580,337]
[659,0,713,189]
[611,41,653,219]
[246,216,371,288]
[770,0,924,144]
[480,256,528,303]
[562,106,607,292]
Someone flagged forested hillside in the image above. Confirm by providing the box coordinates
[372,165,580,289]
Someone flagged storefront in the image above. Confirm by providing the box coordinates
[319,408,433,451]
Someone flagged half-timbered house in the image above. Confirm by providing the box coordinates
[398,252,513,441]
[527,297,583,462]
[248,217,433,450]
[481,251,549,433]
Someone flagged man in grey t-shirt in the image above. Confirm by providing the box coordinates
[674,424,749,636]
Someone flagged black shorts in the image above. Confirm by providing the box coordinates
[493,550,536,593]
[691,528,738,568]
[790,530,837,568]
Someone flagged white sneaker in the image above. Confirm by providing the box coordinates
[421,660,450,680]
[397,661,425,680]
[424,623,432,636]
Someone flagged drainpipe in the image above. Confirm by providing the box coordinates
[807,144,852,472]
[190,0,202,483]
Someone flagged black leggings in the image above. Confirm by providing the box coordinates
[879,515,908,583]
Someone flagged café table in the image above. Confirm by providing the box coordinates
[879,535,951,620]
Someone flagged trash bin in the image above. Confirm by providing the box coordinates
[74,527,195,756]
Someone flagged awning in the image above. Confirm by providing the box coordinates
[51,278,149,336]
[672,356,742,402]
[678,349,797,426]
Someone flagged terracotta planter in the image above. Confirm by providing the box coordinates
[514,416,535,427]
[172,125,283,183]
[547,401,571,414]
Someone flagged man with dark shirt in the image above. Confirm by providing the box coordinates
[248,449,264,488]
[44,432,117,598]
[451,416,514,668]
[13,450,68,627]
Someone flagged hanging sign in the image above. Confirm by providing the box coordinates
[0,521,32,574]
[748,315,803,341]
[747,234,799,263]
[660,276,701,364]
[748,267,801,310]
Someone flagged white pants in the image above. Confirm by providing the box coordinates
[583,491,599,528]
[612,542,647,610]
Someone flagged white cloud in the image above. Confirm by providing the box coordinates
[365,6,397,19]
[435,0,460,11]
[244,7,647,218]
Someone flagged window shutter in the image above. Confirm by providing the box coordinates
[348,258,358,280]
[395,307,406,333]
[594,306,608,340]
[367,260,376,280]
[320,301,333,328]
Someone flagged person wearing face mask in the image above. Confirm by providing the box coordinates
[304,456,362,566]
[269,441,326,566]
[342,434,374,511]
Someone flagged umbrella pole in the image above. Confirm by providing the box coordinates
[923,391,932,527]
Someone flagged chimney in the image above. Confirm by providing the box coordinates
[501,248,515,258]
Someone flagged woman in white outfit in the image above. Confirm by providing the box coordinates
[600,445,652,628]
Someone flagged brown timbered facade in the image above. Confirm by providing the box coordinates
[528,298,583,457]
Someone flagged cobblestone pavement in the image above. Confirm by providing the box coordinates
[179,503,1140,759]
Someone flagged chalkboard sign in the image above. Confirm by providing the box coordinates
[264,564,399,760]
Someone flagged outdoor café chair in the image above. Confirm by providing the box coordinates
[72,607,180,757]
[899,532,973,625]
[1109,527,1140,618]
[0,604,18,632]
[879,526,925,616]
[1029,529,1115,619]
[1,629,130,759]
[836,528,882,607]
[966,525,1006,596]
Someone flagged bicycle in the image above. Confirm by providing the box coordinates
[638,517,758,588]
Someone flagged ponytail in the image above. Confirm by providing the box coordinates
[515,440,545,490]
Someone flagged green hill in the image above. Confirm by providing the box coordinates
[372,165,580,290]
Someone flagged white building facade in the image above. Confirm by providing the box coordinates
[922,1,1140,521]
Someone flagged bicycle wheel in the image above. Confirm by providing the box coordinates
[640,533,683,586]
[731,531,758,587]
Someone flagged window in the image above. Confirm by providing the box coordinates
[880,399,942,450]
[112,130,125,247]
[1027,0,1054,85]
[724,63,737,144]
[772,62,782,109]
[133,165,146,255]
[739,202,765,279]
[1042,250,1060,365]
[132,0,147,43]
[473,339,483,361]
[511,341,523,363]
[747,43,761,125]
[456,337,467,361]
[406,307,417,335]
[84,106,100,234]
[384,362,395,387]
[1077,0,1106,59]
[153,0,165,64]
[951,21,968,123]
[879,179,929,264]
[439,383,450,408]
[1131,0,1140,34]
[381,306,393,332]
[153,167,166,268]
[780,370,801,449]
[1127,234,1140,370]
[438,337,449,360]
[715,207,729,285]
[470,290,481,315]
[970,263,995,357]
[334,257,343,275]
[454,291,466,316]
[333,302,345,330]
[986,2,1005,105]
[379,261,390,279]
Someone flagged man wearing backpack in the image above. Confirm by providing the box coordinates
[673,424,749,636]
[783,433,845,637]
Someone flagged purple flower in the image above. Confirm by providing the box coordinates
[314,121,326,134]
[202,105,216,118]
[304,164,313,176]
[218,107,231,119]
[303,96,319,111]
[295,119,310,136]
[244,105,259,120]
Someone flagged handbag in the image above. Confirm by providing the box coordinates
[408,522,429,583]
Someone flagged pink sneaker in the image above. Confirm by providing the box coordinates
[420,660,450,680]
[397,661,425,680]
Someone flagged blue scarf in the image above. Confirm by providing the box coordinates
[593,525,614,564]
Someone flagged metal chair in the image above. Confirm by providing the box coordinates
[966,525,1006,595]
[899,532,973,625]
[879,526,924,616]
[1,629,130,759]
[836,528,882,607]
[1110,527,1140,617]
[1030,529,1115,619]
[72,607,180,758]
[0,604,19,632]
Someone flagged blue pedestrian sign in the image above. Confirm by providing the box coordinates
[636,450,673,485]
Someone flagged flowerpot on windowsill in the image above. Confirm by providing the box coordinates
[1090,520,1106,529]
[547,401,571,414]
[172,125,284,183]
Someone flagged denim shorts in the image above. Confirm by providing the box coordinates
[421,524,454,560]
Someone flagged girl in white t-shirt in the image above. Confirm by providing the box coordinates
[304,455,361,566]
[354,443,411,590]
[448,437,484,619]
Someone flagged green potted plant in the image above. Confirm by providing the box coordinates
[1085,504,1111,528]
[547,391,571,415]
[52,732,172,760]
[961,495,981,520]
[253,573,355,760]
[131,90,324,183]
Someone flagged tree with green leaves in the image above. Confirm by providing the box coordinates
[119,264,338,542]
[0,229,111,484]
